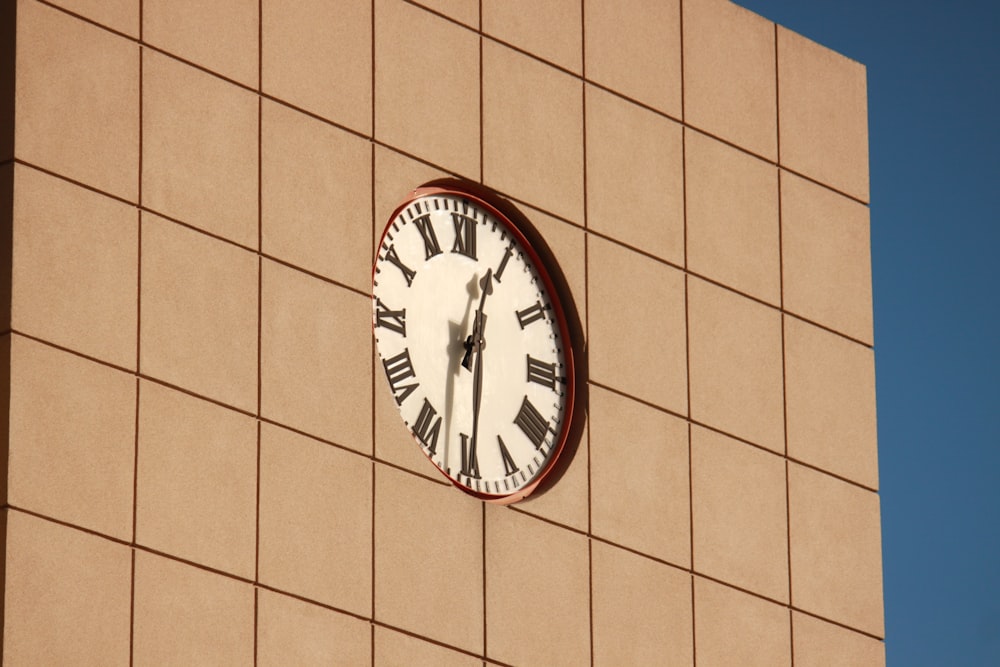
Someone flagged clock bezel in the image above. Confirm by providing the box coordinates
[372,183,577,504]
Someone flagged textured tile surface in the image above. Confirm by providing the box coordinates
[695,577,791,667]
[259,423,372,616]
[592,540,693,666]
[140,212,258,412]
[136,381,257,578]
[262,100,372,292]
[375,464,483,652]
[686,130,780,305]
[257,589,372,667]
[692,425,788,600]
[16,0,138,200]
[484,40,584,222]
[485,506,590,666]
[590,386,689,565]
[133,550,255,665]
[376,0,479,178]
[262,0,372,134]
[261,259,372,452]
[586,85,684,265]
[778,27,870,202]
[688,277,784,452]
[483,0,582,72]
[793,611,886,667]
[588,237,687,414]
[142,50,258,246]
[785,316,878,488]
[789,463,885,636]
[8,337,135,539]
[781,171,874,343]
[683,0,777,158]
[585,0,681,118]
[12,166,137,369]
[144,0,258,86]
[3,512,132,665]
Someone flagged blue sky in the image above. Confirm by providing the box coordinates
[735,0,1000,663]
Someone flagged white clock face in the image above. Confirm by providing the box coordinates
[373,187,573,502]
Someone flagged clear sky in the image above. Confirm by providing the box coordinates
[735,0,1000,664]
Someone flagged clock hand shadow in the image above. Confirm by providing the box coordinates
[443,273,482,456]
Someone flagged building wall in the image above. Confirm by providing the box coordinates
[0,0,883,664]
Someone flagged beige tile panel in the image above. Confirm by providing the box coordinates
[3,511,132,665]
[785,316,878,488]
[691,425,788,601]
[686,130,780,305]
[778,27,870,202]
[585,0,681,118]
[376,0,479,179]
[12,165,138,369]
[375,625,483,667]
[683,0,777,159]
[590,385,689,565]
[483,40,584,223]
[140,212,258,412]
[483,0,582,73]
[133,550,255,665]
[261,100,372,292]
[588,237,687,415]
[44,0,139,37]
[688,277,784,453]
[694,577,791,666]
[142,50,258,247]
[8,336,135,540]
[16,0,139,200]
[136,381,257,579]
[793,611,886,667]
[592,540,693,666]
[257,589,372,667]
[789,463,885,636]
[144,0,258,87]
[781,171,874,344]
[375,464,483,653]
[262,0,371,134]
[412,0,478,28]
[261,259,372,453]
[586,85,684,266]
[259,422,372,616]
[485,506,590,666]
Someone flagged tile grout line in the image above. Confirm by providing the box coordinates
[254,3,263,663]
[130,7,144,661]
[775,21,797,666]
[678,2,698,662]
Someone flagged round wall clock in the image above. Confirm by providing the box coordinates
[372,182,575,504]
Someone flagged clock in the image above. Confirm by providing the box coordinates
[372,183,576,504]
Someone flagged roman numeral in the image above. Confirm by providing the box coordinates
[497,435,519,475]
[460,433,480,479]
[375,300,406,337]
[514,396,550,449]
[414,215,442,260]
[516,301,547,329]
[384,244,416,287]
[413,398,442,455]
[494,245,514,282]
[526,355,557,390]
[382,349,418,405]
[451,213,477,260]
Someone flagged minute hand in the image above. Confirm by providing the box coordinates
[467,269,493,470]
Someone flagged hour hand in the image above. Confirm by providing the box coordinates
[461,311,487,370]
